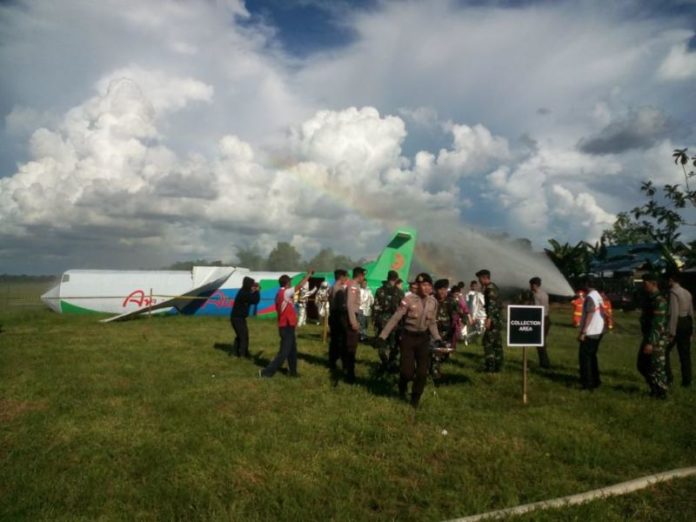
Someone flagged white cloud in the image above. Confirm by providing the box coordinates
[1,0,695,273]
[657,40,696,81]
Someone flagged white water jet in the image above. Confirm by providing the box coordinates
[410,223,574,296]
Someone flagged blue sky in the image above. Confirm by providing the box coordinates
[0,0,695,274]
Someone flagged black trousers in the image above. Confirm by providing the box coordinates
[344,327,358,382]
[536,317,551,368]
[666,316,692,386]
[231,317,249,357]
[261,326,297,377]
[399,331,431,401]
[328,314,346,370]
[578,334,602,389]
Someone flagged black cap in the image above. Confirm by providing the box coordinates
[415,272,433,285]
[642,272,659,283]
[387,270,399,281]
[434,278,449,290]
[475,269,490,278]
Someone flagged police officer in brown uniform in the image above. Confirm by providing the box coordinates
[344,266,366,384]
[377,272,442,408]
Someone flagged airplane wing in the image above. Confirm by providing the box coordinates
[100,270,234,323]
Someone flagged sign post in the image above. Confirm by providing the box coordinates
[507,305,545,405]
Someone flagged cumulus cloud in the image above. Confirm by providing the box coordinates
[1,0,695,273]
[578,107,674,155]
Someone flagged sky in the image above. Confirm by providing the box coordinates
[1,0,695,274]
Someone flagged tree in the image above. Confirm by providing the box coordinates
[599,147,696,270]
[544,239,590,284]
[601,211,654,245]
[235,247,266,270]
[166,259,223,270]
[266,242,302,271]
[306,248,336,272]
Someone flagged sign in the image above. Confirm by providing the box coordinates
[507,305,544,347]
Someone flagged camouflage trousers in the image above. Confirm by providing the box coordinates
[430,351,450,381]
[483,325,504,372]
[374,318,399,366]
[637,340,668,397]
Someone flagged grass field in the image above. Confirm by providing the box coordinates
[1,284,695,521]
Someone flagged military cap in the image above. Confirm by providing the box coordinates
[434,278,450,290]
[415,272,433,285]
[475,269,491,278]
[387,270,399,281]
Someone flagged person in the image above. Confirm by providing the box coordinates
[343,267,367,383]
[315,281,330,325]
[259,270,314,378]
[377,272,443,408]
[529,276,551,369]
[638,273,669,398]
[405,281,418,297]
[477,269,503,372]
[328,269,349,372]
[296,281,317,327]
[666,272,693,387]
[572,290,585,327]
[372,270,404,372]
[230,276,260,358]
[431,279,460,381]
[577,277,605,390]
[358,279,374,343]
[466,280,486,344]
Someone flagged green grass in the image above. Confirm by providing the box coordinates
[1,287,695,521]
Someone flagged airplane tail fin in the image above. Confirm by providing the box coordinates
[364,227,418,285]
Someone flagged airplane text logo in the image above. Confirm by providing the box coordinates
[122,290,156,308]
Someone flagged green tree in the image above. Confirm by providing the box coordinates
[266,242,302,271]
[306,248,336,272]
[166,259,223,270]
[601,211,655,245]
[236,247,265,270]
[544,240,590,284]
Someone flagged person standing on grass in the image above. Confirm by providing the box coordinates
[477,269,503,373]
[358,278,373,343]
[377,272,443,408]
[230,276,260,358]
[577,277,605,390]
[344,266,366,384]
[666,272,693,387]
[529,277,551,369]
[638,273,669,399]
[259,270,314,378]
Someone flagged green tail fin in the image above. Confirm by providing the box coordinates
[364,227,418,286]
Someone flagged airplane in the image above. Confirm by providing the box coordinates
[40,227,417,321]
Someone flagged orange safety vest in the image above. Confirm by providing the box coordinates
[601,293,614,330]
[571,294,585,327]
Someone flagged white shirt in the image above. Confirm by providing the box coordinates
[581,289,605,336]
[359,287,374,316]
[466,290,486,320]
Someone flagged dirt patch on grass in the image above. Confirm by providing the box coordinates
[0,398,48,422]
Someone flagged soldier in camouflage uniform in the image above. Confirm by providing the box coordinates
[638,273,668,399]
[431,279,460,381]
[477,269,503,372]
[373,270,404,371]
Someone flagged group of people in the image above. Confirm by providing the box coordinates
[227,266,693,406]
[576,272,693,399]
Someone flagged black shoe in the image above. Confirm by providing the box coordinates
[410,395,420,408]
[288,372,300,378]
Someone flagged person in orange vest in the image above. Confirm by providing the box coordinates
[600,292,614,330]
[572,290,585,327]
